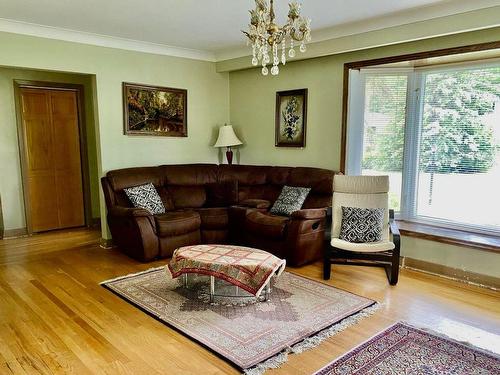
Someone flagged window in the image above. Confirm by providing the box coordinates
[347,62,500,235]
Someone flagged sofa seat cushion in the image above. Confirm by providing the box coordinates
[196,207,229,230]
[246,211,290,239]
[155,211,201,237]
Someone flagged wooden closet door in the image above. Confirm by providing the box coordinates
[20,88,85,232]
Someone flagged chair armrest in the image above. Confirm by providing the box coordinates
[291,208,327,220]
[109,206,152,217]
[239,199,271,209]
[389,209,400,236]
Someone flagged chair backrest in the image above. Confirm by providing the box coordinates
[332,175,390,240]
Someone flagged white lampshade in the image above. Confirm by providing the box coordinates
[213,124,243,148]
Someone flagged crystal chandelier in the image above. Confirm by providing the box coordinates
[243,0,311,76]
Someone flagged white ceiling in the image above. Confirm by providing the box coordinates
[0,0,499,60]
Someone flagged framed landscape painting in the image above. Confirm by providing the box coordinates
[123,82,187,137]
[275,89,307,147]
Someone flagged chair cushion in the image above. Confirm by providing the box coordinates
[154,211,201,237]
[270,186,311,216]
[331,238,395,252]
[196,207,229,230]
[339,207,384,243]
[246,211,290,239]
[124,183,166,215]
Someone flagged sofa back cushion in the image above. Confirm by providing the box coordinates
[219,165,268,202]
[162,164,218,209]
[163,164,218,185]
[106,167,174,209]
[288,167,333,209]
[263,166,293,203]
[167,186,207,209]
[205,180,238,207]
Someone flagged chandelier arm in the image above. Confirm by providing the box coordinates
[244,0,311,75]
[290,28,306,42]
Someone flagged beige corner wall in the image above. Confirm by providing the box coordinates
[0,68,100,229]
[0,31,230,238]
[229,27,500,278]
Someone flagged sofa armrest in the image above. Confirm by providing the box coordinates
[109,206,152,218]
[239,199,271,209]
[291,208,327,220]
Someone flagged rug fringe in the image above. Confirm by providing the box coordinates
[100,266,166,285]
[243,303,381,375]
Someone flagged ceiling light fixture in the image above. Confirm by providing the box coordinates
[243,0,311,76]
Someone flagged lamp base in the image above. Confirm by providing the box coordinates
[226,148,233,165]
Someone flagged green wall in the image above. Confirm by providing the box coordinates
[0,31,230,237]
[229,27,500,278]
[0,68,99,229]
[229,27,500,169]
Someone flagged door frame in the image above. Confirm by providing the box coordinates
[14,80,93,234]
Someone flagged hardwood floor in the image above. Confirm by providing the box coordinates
[0,228,498,374]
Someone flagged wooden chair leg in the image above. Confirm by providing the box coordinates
[323,248,331,280]
[323,259,331,280]
[388,243,400,285]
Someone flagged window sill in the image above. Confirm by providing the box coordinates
[397,220,500,253]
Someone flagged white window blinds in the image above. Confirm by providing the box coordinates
[415,66,500,230]
[347,63,500,234]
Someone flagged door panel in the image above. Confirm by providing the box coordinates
[20,87,85,232]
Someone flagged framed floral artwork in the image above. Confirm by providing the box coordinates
[275,89,307,147]
[123,82,187,137]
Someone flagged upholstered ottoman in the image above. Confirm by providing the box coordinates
[168,244,286,303]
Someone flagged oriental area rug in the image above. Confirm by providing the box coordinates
[101,267,377,373]
[314,322,500,375]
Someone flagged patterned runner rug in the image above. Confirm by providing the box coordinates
[101,267,376,373]
[314,321,500,375]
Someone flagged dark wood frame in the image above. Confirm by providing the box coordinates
[324,209,401,285]
[123,82,188,137]
[275,88,308,147]
[339,41,500,250]
[14,80,92,234]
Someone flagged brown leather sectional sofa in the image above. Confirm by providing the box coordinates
[101,164,336,267]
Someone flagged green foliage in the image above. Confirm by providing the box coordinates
[362,68,500,174]
[127,89,184,131]
[362,75,407,172]
[420,68,499,174]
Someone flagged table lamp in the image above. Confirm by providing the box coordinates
[214,124,243,165]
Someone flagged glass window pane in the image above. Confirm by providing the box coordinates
[361,75,408,211]
[417,66,500,229]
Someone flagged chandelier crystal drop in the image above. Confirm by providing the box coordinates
[243,0,311,76]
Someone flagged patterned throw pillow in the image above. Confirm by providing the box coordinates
[339,207,385,243]
[270,186,311,216]
[123,183,166,215]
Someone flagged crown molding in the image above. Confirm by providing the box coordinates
[214,0,500,61]
[0,18,216,62]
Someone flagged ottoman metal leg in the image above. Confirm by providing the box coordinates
[209,276,215,304]
[264,279,271,301]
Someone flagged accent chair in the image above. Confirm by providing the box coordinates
[323,175,401,285]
